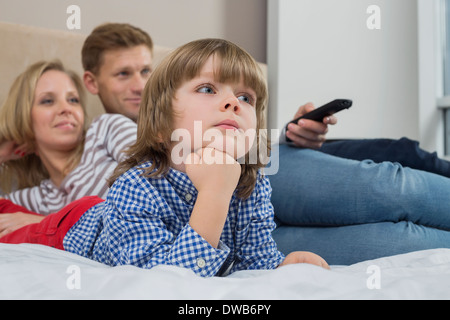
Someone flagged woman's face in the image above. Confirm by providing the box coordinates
[31,70,84,156]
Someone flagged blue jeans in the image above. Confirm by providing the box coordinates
[270,140,450,265]
[320,137,450,178]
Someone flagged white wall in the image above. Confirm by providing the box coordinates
[268,0,422,144]
[0,0,267,62]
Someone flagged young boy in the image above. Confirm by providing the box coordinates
[0,38,329,276]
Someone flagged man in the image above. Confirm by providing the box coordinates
[82,23,153,122]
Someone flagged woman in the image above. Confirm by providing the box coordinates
[0,60,136,236]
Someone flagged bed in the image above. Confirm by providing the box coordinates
[1,243,450,300]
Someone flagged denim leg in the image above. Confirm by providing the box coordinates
[320,138,450,178]
[270,144,450,230]
[272,222,450,265]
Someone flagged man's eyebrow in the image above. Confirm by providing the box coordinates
[113,64,152,72]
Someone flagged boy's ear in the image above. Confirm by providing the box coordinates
[83,71,99,95]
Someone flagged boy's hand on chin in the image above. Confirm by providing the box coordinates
[185,147,241,196]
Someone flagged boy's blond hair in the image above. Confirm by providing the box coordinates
[0,60,86,192]
[109,38,269,199]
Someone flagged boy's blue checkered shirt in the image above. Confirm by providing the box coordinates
[63,161,285,277]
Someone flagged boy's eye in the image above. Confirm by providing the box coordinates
[237,94,255,106]
[197,85,215,94]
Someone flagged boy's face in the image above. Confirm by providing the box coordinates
[171,55,258,164]
[84,45,152,122]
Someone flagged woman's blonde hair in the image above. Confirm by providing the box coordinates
[109,38,269,199]
[0,60,87,192]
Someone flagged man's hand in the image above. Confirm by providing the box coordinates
[286,102,337,149]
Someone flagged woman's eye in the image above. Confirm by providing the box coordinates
[40,98,53,105]
[69,97,80,104]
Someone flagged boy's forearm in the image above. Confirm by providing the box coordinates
[189,190,231,248]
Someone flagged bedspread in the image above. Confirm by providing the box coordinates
[1,243,450,300]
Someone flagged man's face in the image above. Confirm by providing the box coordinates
[91,45,153,121]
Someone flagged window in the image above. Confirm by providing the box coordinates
[419,0,447,156]
[443,0,450,95]
[439,0,450,154]
[444,1,450,96]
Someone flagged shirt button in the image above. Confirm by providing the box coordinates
[184,193,193,201]
[196,258,206,268]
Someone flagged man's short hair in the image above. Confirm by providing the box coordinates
[82,23,153,74]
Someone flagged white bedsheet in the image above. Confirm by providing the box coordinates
[1,243,450,300]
